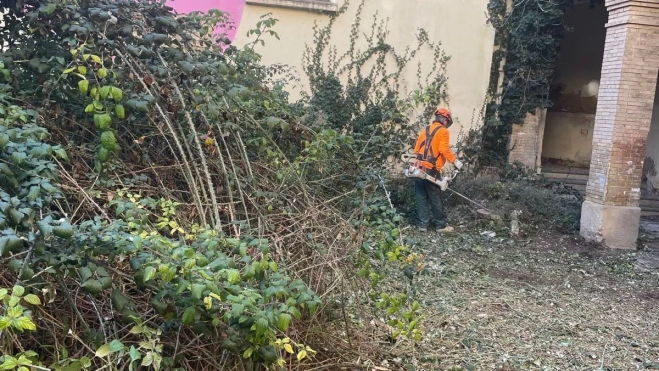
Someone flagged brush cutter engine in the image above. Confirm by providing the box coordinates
[402,153,461,191]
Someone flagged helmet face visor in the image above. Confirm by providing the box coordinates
[435,114,453,128]
[434,108,453,128]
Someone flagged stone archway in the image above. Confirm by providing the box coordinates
[580,0,659,249]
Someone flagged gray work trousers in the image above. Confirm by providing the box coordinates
[414,177,447,229]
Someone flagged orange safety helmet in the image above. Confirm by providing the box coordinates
[434,108,453,128]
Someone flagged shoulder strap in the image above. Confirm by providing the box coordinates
[423,125,442,160]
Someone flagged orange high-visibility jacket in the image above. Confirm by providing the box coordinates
[414,122,456,170]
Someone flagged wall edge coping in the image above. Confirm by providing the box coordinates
[245,0,338,13]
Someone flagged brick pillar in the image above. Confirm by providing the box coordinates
[508,108,546,172]
[581,0,659,248]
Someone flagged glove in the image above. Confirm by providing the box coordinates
[440,162,455,177]
[454,159,463,170]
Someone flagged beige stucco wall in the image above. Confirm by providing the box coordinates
[233,0,495,145]
[542,112,595,167]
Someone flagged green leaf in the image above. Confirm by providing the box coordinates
[80,356,91,368]
[150,299,168,315]
[255,317,269,334]
[243,347,253,359]
[78,66,87,75]
[129,325,143,334]
[12,285,25,297]
[100,86,111,100]
[0,289,7,299]
[115,104,125,119]
[26,186,40,202]
[8,295,20,308]
[94,114,112,131]
[53,224,74,239]
[277,313,292,332]
[53,146,69,161]
[182,307,196,325]
[10,151,27,165]
[98,68,108,79]
[78,79,89,94]
[111,87,123,102]
[14,316,37,331]
[81,279,103,295]
[99,276,113,290]
[23,294,41,306]
[288,306,302,319]
[78,267,93,282]
[141,352,153,367]
[111,289,130,312]
[98,147,110,162]
[0,357,19,370]
[143,266,156,282]
[95,343,112,358]
[129,346,141,362]
[266,116,280,129]
[109,339,124,352]
[0,317,11,330]
[226,269,240,285]
[61,361,81,371]
[191,283,204,300]
[63,67,76,74]
[100,131,117,151]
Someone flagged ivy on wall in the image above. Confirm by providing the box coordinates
[477,0,604,167]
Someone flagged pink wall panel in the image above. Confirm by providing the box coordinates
[166,0,245,41]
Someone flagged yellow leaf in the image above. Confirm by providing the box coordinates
[15,316,37,331]
[296,349,307,361]
[91,55,102,64]
[78,66,87,75]
[23,294,41,306]
[63,67,76,74]
[284,343,294,354]
[204,296,212,310]
[243,347,253,359]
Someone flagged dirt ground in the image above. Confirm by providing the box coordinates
[379,222,659,371]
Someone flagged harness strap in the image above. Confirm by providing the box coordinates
[417,125,442,168]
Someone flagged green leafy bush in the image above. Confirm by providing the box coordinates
[0,0,443,368]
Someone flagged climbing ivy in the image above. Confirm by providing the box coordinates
[474,0,603,168]
[303,0,450,168]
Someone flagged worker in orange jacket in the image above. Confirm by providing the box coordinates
[413,108,463,232]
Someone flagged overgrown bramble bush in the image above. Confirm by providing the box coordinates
[0,0,447,368]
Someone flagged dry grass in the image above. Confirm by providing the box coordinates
[375,225,659,371]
